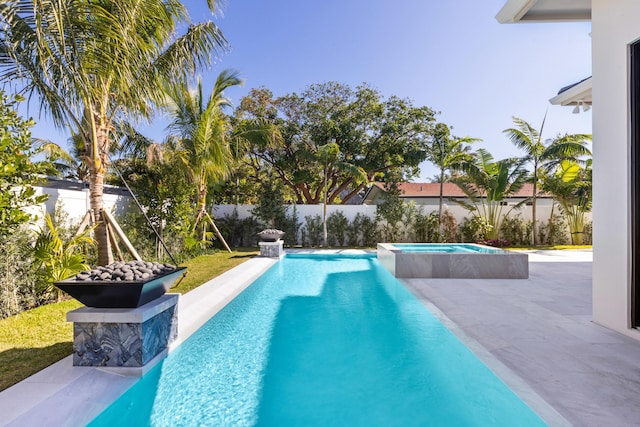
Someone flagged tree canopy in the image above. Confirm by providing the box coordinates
[233,82,437,204]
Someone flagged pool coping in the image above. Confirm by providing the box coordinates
[0,249,570,426]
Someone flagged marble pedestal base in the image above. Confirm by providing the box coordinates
[259,240,284,258]
[66,294,178,374]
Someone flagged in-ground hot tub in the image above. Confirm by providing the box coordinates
[377,243,528,279]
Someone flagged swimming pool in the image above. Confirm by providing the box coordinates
[378,243,529,279]
[89,253,544,426]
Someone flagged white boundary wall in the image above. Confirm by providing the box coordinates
[212,202,590,225]
[25,185,131,227]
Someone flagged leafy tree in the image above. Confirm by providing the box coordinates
[235,82,436,204]
[426,123,477,239]
[0,0,227,264]
[0,92,51,237]
[503,116,591,245]
[541,160,592,245]
[114,142,195,261]
[454,149,528,240]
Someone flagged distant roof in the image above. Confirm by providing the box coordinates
[370,182,546,198]
[550,76,592,106]
[558,76,592,95]
[42,177,130,196]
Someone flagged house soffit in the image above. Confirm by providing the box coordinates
[496,0,591,23]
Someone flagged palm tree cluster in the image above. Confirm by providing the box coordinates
[0,0,232,264]
[432,117,591,245]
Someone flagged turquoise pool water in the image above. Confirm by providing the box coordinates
[89,254,544,427]
[392,243,505,254]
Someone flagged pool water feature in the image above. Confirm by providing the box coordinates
[89,254,544,426]
[378,243,529,279]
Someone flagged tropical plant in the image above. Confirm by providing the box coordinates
[164,71,242,247]
[454,149,528,240]
[426,123,477,239]
[33,213,95,302]
[0,0,228,265]
[503,116,591,245]
[0,92,52,238]
[541,160,592,245]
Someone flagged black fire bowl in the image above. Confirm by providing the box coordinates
[54,267,187,309]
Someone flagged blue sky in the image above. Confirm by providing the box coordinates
[27,0,593,181]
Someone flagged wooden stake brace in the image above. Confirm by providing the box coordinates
[102,209,143,261]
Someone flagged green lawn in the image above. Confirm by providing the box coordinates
[0,248,258,392]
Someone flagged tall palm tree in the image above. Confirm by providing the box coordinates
[427,123,477,239]
[503,116,591,245]
[0,0,227,265]
[454,149,528,240]
[164,71,241,247]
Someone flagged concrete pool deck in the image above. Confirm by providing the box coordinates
[403,248,640,426]
[1,248,638,426]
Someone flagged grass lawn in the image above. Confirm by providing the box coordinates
[0,248,258,392]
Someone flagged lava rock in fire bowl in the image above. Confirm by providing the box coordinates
[257,229,285,242]
[55,261,186,308]
[73,260,177,282]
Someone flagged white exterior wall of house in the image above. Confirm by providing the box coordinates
[591,0,640,338]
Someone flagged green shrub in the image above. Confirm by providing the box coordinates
[460,216,492,242]
[327,211,348,246]
[440,210,459,243]
[583,221,593,245]
[0,232,38,319]
[539,213,569,245]
[500,215,530,246]
[281,206,301,246]
[217,209,262,247]
[413,211,439,242]
[304,215,323,246]
[360,215,380,247]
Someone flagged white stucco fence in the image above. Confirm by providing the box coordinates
[211,203,589,226]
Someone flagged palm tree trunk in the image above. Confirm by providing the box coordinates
[532,167,537,246]
[90,170,113,266]
[438,168,445,242]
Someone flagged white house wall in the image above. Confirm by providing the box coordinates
[591,0,640,338]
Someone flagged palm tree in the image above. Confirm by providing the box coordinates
[454,149,528,240]
[541,159,592,245]
[426,123,477,239]
[503,116,591,245]
[0,0,227,265]
[164,71,242,249]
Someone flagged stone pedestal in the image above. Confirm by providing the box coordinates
[66,294,179,375]
[259,240,284,258]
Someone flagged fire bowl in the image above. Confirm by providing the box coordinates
[257,229,285,242]
[54,267,186,308]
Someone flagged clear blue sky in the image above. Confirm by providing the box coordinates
[27,0,593,181]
